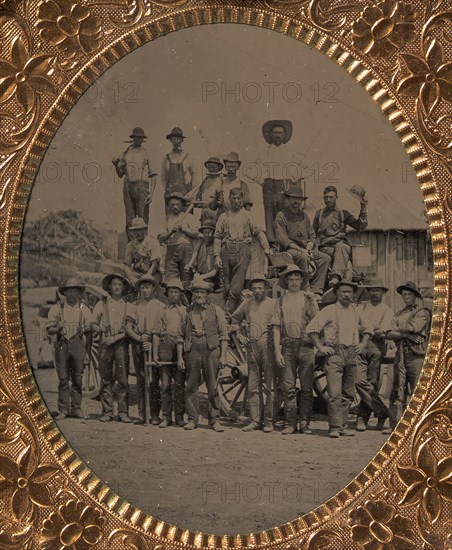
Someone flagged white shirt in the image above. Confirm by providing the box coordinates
[255,143,304,182]
[120,145,156,182]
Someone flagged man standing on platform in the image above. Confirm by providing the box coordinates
[112,127,157,240]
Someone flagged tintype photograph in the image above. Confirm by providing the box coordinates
[20,23,433,534]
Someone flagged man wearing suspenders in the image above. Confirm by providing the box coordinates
[92,273,132,423]
[46,278,93,420]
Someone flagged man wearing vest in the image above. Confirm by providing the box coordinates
[46,278,93,420]
[92,273,132,423]
[214,187,271,318]
[272,265,319,435]
[152,279,187,428]
[307,280,371,438]
[185,219,221,290]
[355,278,393,431]
[313,185,368,286]
[182,280,228,432]
[124,217,162,286]
[112,127,158,240]
[383,281,430,434]
[126,275,165,424]
[161,127,196,214]
[230,274,277,432]
[275,187,331,298]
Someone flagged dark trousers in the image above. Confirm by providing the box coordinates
[263,178,291,244]
[165,242,193,287]
[324,344,357,430]
[123,180,149,237]
[356,339,389,422]
[247,338,278,425]
[185,337,221,424]
[158,336,185,420]
[287,248,331,294]
[221,241,251,317]
[388,347,424,428]
[319,241,351,280]
[131,342,160,419]
[98,339,129,416]
[280,338,315,427]
[54,336,85,414]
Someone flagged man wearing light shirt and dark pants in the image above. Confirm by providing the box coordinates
[307,280,371,438]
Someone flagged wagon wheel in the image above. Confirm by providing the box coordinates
[217,334,249,422]
[82,334,101,398]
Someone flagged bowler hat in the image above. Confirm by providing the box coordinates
[223,152,242,166]
[204,156,223,171]
[345,184,367,201]
[199,219,216,231]
[129,127,147,139]
[166,127,186,140]
[262,119,293,145]
[248,273,270,289]
[165,279,184,292]
[102,273,131,294]
[278,264,309,290]
[189,280,213,293]
[128,217,148,231]
[135,274,158,290]
[396,281,422,299]
[58,277,85,296]
[333,279,358,293]
[165,192,189,205]
[364,278,389,292]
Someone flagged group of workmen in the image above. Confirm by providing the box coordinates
[45,120,431,438]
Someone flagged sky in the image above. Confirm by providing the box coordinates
[24,23,424,235]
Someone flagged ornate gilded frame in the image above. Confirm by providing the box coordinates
[0,0,451,547]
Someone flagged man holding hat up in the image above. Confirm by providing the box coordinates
[126,275,165,424]
[307,280,371,437]
[152,279,187,428]
[383,281,430,434]
[355,278,393,431]
[112,127,157,240]
[275,186,331,298]
[92,273,132,423]
[46,278,93,420]
[182,280,228,432]
[231,274,277,432]
[272,265,319,434]
[124,217,162,286]
[161,127,196,213]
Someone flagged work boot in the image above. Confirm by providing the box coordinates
[282,425,296,435]
[212,422,224,432]
[375,413,388,431]
[329,429,340,438]
[299,423,313,435]
[184,420,197,430]
[263,424,274,433]
[340,428,355,437]
[118,413,132,423]
[159,419,172,428]
[71,410,84,419]
[176,417,187,427]
[356,418,367,432]
[382,426,393,435]
[151,416,161,426]
[242,422,259,432]
[99,414,113,422]
[55,411,68,421]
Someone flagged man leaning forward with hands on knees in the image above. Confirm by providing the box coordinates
[306,280,372,438]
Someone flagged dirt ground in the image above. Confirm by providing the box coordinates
[33,366,389,536]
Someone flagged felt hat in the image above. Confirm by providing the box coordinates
[204,156,223,170]
[135,274,158,290]
[396,281,422,298]
[58,277,85,295]
[165,192,189,205]
[189,280,213,293]
[165,279,185,292]
[248,273,270,289]
[332,279,358,293]
[128,217,148,230]
[102,273,131,294]
[129,127,147,139]
[199,219,216,231]
[166,127,186,140]
[278,264,309,290]
[283,187,308,200]
[223,152,242,166]
[345,184,367,201]
[364,278,389,292]
[262,119,293,145]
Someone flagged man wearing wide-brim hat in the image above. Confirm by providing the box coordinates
[313,184,368,285]
[158,193,201,289]
[230,273,278,432]
[185,218,221,292]
[112,127,158,241]
[271,265,320,435]
[182,279,228,432]
[354,278,393,432]
[46,278,93,420]
[92,273,132,423]
[249,119,304,246]
[192,156,225,223]
[383,281,431,434]
[124,217,162,287]
[307,279,372,437]
[275,185,331,298]
[152,279,187,428]
[161,126,196,214]
[125,274,166,424]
